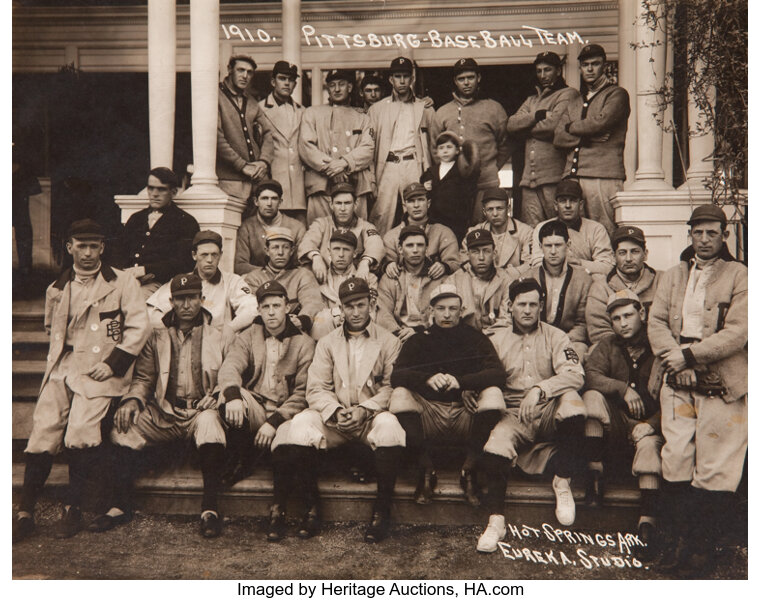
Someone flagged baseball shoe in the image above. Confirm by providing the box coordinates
[52,506,83,539]
[414,468,436,505]
[87,510,132,533]
[584,470,604,508]
[364,511,390,543]
[12,513,35,544]
[199,510,222,538]
[656,535,690,572]
[267,505,287,542]
[634,519,658,561]
[460,469,481,507]
[552,475,576,526]
[297,505,321,539]
[476,514,506,553]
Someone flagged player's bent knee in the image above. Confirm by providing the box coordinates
[476,386,506,413]
[582,390,609,423]
[286,410,326,448]
[110,426,147,450]
[194,409,226,447]
[367,412,406,448]
[389,387,422,414]
[482,419,519,461]
[557,390,587,420]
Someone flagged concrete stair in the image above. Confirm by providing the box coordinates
[11,298,642,529]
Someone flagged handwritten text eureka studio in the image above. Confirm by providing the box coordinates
[221,24,587,50]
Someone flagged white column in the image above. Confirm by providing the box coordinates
[282,0,302,104]
[148,0,176,169]
[564,44,579,92]
[681,67,716,190]
[630,0,672,190]
[311,67,323,106]
[618,0,637,187]
[30,178,54,269]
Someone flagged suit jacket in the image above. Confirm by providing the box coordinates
[43,264,150,399]
[118,202,200,284]
[461,218,533,277]
[234,211,306,274]
[217,82,275,182]
[368,96,435,186]
[307,322,401,422]
[261,93,306,210]
[298,103,375,197]
[647,246,747,402]
[217,317,315,428]
[446,265,513,333]
[528,263,591,344]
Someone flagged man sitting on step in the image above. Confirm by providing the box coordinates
[476,277,586,553]
[94,274,234,538]
[389,283,506,507]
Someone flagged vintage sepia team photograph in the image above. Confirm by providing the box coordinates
[10,0,749,589]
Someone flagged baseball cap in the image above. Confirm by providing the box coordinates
[555,179,583,200]
[435,130,461,148]
[611,226,646,249]
[330,230,358,248]
[330,181,355,198]
[606,289,641,313]
[229,54,257,70]
[254,178,283,198]
[339,277,371,304]
[687,204,727,226]
[508,277,543,302]
[534,51,562,68]
[578,44,606,62]
[481,187,509,205]
[465,228,495,250]
[402,182,428,202]
[453,58,479,75]
[255,280,288,303]
[193,230,223,250]
[429,283,461,306]
[170,273,203,297]
[399,224,428,245]
[272,60,299,79]
[388,57,413,74]
[67,218,105,240]
[265,227,295,244]
[325,69,354,83]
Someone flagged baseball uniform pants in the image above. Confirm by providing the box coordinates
[285,408,405,450]
[372,160,421,236]
[578,177,623,236]
[521,184,558,227]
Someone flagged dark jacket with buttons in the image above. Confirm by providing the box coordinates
[117,202,200,284]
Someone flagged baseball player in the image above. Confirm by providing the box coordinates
[477,278,586,552]
[648,204,747,575]
[389,283,506,506]
[13,219,150,543]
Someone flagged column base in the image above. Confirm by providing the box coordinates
[626,177,674,192]
[678,177,713,192]
[612,190,744,269]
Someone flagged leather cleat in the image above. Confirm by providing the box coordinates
[12,514,35,544]
[460,469,481,507]
[199,511,222,538]
[585,470,604,508]
[414,468,437,505]
[297,506,321,539]
[634,520,658,561]
[364,511,390,543]
[267,505,287,542]
[87,511,132,533]
[477,514,507,553]
[53,506,83,539]
[552,475,576,526]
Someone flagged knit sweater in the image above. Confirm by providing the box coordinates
[390,322,505,403]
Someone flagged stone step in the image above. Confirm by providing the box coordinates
[12,462,641,528]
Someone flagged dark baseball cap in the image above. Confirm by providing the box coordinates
[229,54,257,70]
[534,51,562,68]
[555,179,583,200]
[465,228,495,250]
[388,57,413,74]
[330,230,358,248]
[399,224,428,245]
[255,280,288,303]
[339,277,371,304]
[67,218,105,240]
[170,273,203,297]
[330,181,355,198]
[326,69,354,83]
[402,182,428,202]
[611,225,646,249]
[453,57,479,75]
[254,178,283,198]
[578,44,606,62]
[193,230,223,250]
[272,60,299,79]
[508,277,543,302]
[481,187,509,205]
[687,204,727,226]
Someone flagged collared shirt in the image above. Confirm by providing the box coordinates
[252,336,284,401]
[400,271,426,327]
[438,160,455,179]
[543,262,569,323]
[65,268,100,346]
[390,101,416,153]
[174,327,199,400]
[347,330,369,394]
[147,210,163,230]
[585,75,610,101]
[680,257,717,340]
[223,80,244,109]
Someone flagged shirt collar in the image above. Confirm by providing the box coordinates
[256,211,282,228]
[562,217,582,232]
[453,91,479,106]
[193,267,221,285]
[162,307,211,329]
[223,79,244,97]
[273,93,294,106]
[542,260,568,279]
[332,214,358,229]
[392,91,415,103]
[257,315,301,341]
[343,320,371,339]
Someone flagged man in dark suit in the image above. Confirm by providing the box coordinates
[117,167,200,299]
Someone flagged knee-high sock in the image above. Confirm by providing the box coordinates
[199,443,225,513]
[19,452,54,514]
[271,445,294,508]
[660,480,692,539]
[584,418,605,470]
[690,487,731,552]
[291,446,321,508]
[551,416,586,478]
[395,412,431,469]
[66,446,102,509]
[465,410,502,470]
[481,452,510,515]
[226,421,254,465]
[109,445,141,513]
[374,447,402,515]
